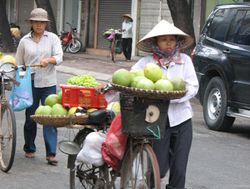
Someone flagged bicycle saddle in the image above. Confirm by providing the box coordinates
[87,109,115,126]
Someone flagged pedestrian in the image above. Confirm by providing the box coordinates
[121,14,133,61]
[15,8,63,166]
[131,20,199,189]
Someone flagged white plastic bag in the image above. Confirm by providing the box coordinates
[76,132,106,167]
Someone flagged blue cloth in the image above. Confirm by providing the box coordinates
[23,83,57,157]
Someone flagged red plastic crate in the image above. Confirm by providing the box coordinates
[60,84,107,109]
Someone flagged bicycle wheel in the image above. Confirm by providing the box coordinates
[69,128,98,189]
[120,143,161,189]
[68,39,82,53]
[0,101,16,172]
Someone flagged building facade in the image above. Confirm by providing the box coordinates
[5,0,248,57]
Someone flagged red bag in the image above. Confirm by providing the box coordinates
[101,113,128,170]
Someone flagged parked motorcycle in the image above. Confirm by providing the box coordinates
[60,22,82,53]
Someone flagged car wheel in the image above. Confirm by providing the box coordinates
[203,76,235,131]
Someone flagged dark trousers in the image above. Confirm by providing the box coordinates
[23,82,57,157]
[153,119,192,189]
[122,38,132,60]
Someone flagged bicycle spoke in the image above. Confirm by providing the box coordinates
[120,143,160,189]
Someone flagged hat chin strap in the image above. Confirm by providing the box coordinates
[151,41,183,67]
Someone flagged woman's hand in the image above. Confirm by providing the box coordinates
[40,57,56,67]
[95,83,107,94]
[40,58,50,67]
[95,83,113,94]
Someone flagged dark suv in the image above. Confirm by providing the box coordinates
[193,4,250,131]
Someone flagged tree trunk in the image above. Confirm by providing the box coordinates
[0,0,15,52]
[167,0,195,53]
[35,0,58,34]
[80,0,90,51]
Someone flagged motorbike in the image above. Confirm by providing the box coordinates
[60,22,82,53]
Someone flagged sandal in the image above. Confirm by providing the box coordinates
[47,156,58,166]
[25,152,35,158]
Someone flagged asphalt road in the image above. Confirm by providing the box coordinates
[0,71,250,189]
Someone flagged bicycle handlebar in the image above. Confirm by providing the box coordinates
[16,64,42,68]
[0,64,42,86]
[15,64,43,71]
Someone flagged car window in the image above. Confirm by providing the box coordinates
[227,10,246,43]
[207,8,232,42]
[228,10,250,46]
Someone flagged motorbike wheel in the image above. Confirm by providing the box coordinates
[68,39,82,53]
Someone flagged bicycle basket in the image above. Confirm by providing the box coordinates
[31,114,89,127]
[0,62,15,80]
[119,93,169,139]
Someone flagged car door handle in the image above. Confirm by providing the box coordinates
[223,49,231,54]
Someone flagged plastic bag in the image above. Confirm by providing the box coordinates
[9,67,33,111]
[76,132,106,167]
[102,113,128,170]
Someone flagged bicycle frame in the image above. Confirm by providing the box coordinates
[68,127,160,189]
[64,85,161,189]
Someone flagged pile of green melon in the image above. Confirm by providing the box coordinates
[112,63,186,92]
[34,74,100,117]
[34,91,77,116]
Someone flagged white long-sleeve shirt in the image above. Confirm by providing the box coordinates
[131,53,199,127]
[122,21,133,39]
[15,31,63,88]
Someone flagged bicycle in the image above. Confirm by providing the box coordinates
[0,63,42,172]
[103,29,123,63]
[62,86,170,189]
[0,61,19,172]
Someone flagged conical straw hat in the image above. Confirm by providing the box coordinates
[122,14,133,21]
[137,20,193,52]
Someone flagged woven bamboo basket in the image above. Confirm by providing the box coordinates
[111,83,186,100]
[31,114,89,128]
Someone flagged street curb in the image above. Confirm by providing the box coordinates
[56,65,112,82]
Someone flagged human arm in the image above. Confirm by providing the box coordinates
[131,56,155,71]
[170,55,199,103]
[15,39,25,66]
[40,33,63,67]
[125,22,132,33]
[121,22,133,38]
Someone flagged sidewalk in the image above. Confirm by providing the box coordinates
[57,52,139,82]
